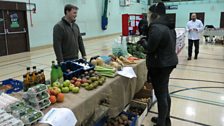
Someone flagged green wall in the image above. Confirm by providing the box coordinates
[166,0,224,28]
[2,0,148,47]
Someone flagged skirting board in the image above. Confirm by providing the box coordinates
[30,33,121,51]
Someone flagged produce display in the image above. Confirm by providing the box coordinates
[127,43,146,59]
[0,109,24,126]
[104,112,137,126]
[0,93,19,109]
[23,66,46,91]
[23,84,51,110]
[6,101,43,125]
[71,70,106,90]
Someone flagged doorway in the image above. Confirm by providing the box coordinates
[0,1,30,56]
[189,12,205,24]
[167,13,176,28]
[220,12,224,28]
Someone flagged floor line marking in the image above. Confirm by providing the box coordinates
[148,111,211,126]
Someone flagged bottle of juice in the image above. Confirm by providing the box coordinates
[29,73,34,87]
[32,66,37,84]
[23,75,29,91]
[34,73,39,85]
[40,69,46,84]
[51,61,59,84]
[26,67,31,74]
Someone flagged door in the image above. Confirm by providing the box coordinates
[4,10,29,55]
[190,12,205,24]
[0,10,7,56]
[167,13,176,28]
[220,12,224,28]
[0,1,29,56]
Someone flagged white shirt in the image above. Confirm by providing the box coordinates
[186,19,204,40]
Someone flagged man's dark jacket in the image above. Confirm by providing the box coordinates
[53,17,86,63]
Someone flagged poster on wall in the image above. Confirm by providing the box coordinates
[120,0,131,6]
[10,13,20,28]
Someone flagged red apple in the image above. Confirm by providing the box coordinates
[81,78,87,84]
[70,80,75,84]
[72,77,78,81]
[75,81,81,87]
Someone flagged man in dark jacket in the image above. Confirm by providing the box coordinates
[146,2,178,126]
[53,4,87,63]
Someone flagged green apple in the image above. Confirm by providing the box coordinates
[61,87,69,93]
[89,84,94,90]
[52,81,60,87]
[63,80,71,87]
[81,83,89,87]
[72,87,80,93]
[69,84,75,91]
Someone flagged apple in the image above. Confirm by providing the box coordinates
[52,81,60,87]
[74,81,81,87]
[69,84,75,91]
[77,78,82,82]
[72,77,78,81]
[81,78,87,84]
[72,87,80,93]
[61,87,69,93]
[70,80,75,84]
[63,80,71,87]
[49,95,57,104]
[57,93,64,102]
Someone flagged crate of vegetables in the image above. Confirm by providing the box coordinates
[101,111,137,126]
[60,61,84,80]
[124,100,148,126]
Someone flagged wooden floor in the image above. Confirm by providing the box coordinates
[0,35,223,126]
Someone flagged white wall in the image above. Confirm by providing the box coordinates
[2,0,148,47]
[166,0,224,28]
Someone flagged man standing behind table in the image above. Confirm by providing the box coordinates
[186,13,204,60]
[53,4,87,64]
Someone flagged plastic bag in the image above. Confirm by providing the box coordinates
[112,37,128,57]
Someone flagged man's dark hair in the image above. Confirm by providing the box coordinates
[64,4,79,15]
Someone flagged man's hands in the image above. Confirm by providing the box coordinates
[189,28,198,32]
[82,56,87,61]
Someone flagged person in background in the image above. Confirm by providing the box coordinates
[144,2,178,126]
[53,4,87,64]
[138,13,148,36]
[186,13,204,60]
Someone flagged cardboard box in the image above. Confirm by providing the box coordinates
[124,100,148,126]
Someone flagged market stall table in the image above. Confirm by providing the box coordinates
[36,59,147,126]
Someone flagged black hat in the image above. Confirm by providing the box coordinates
[149,2,166,15]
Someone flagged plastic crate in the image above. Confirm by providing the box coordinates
[0,79,23,94]
[60,61,83,80]
[73,59,95,71]
[94,116,108,126]
[120,111,137,126]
